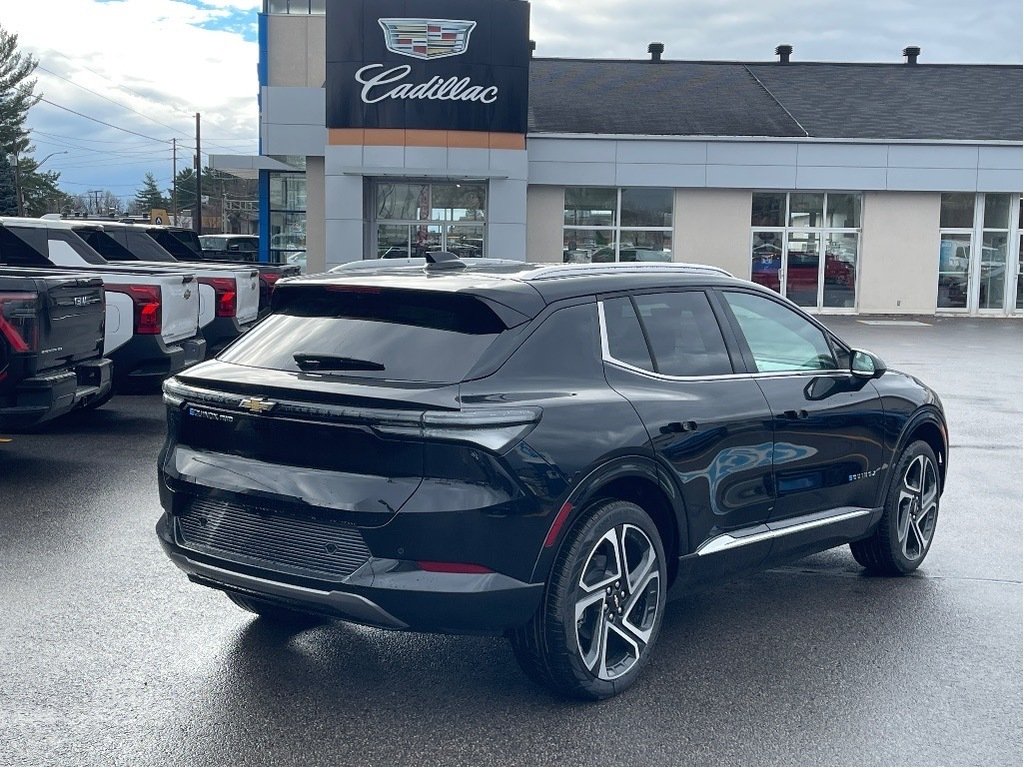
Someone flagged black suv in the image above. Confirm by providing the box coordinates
[157,261,948,699]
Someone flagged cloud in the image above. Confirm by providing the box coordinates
[0,0,1020,202]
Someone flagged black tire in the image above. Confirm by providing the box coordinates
[851,440,941,575]
[226,592,327,627]
[509,499,667,700]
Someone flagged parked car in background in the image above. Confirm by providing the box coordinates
[198,234,259,263]
[157,259,947,700]
[0,218,205,392]
[0,268,112,428]
[69,221,260,355]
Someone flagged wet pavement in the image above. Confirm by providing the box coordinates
[1,316,1020,766]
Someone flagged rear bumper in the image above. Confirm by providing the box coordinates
[0,358,113,429]
[156,511,544,634]
[201,316,255,356]
[112,335,207,391]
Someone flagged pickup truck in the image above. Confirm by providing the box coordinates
[0,218,205,391]
[66,221,260,355]
[198,234,259,262]
[150,227,300,316]
[0,269,112,429]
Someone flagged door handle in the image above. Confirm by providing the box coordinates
[781,409,809,420]
[662,420,699,434]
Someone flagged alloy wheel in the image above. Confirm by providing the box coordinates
[897,454,939,561]
[574,523,661,681]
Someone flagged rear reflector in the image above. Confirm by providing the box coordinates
[199,277,237,318]
[417,561,493,574]
[544,502,574,548]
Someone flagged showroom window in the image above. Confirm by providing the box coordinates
[750,192,861,310]
[264,0,325,14]
[563,188,673,263]
[938,192,1022,313]
[373,181,486,259]
[268,156,307,265]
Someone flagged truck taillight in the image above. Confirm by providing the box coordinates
[108,284,162,335]
[259,272,281,295]
[0,291,39,353]
[198,277,237,318]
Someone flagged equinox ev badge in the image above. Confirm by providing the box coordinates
[239,397,277,414]
[378,18,476,60]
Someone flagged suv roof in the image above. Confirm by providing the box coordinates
[281,261,744,321]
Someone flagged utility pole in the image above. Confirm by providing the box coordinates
[194,112,202,234]
[171,138,177,226]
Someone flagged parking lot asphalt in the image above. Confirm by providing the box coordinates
[0,316,1020,766]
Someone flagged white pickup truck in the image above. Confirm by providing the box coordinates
[0,217,205,391]
[63,220,261,355]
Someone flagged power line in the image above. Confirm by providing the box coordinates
[33,93,173,144]
[36,65,195,138]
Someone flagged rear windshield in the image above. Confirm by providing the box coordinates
[219,287,507,383]
[77,229,137,261]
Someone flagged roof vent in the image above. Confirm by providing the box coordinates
[648,42,664,61]
[775,44,793,63]
[529,40,536,56]
[903,45,921,64]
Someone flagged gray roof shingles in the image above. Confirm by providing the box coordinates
[527,59,1023,142]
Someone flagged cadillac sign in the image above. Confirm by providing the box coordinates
[326,0,530,134]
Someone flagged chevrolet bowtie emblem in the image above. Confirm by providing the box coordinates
[239,397,277,414]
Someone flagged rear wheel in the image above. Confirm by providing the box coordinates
[226,592,327,627]
[851,440,940,575]
[510,499,667,700]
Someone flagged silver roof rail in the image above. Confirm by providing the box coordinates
[521,262,733,281]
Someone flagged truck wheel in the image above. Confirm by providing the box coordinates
[509,500,666,700]
[851,440,940,575]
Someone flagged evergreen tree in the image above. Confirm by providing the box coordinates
[134,171,168,212]
[0,155,16,214]
[0,24,40,159]
[18,154,68,216]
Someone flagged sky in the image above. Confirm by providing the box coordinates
[2,0,1021,206]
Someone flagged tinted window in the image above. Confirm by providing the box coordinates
[723,291,838,372]
[219,287,506,384]
[77,229,136,261]
[603,297,653,370]
[633,292,732,377]
[46,230,108,266]
[0,227,49,266]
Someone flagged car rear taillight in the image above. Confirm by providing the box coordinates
[0,292,39,353]
[199,277,237,318]
[108,284,162,335]
[260,273,281,290]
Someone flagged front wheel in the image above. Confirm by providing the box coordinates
[851,440,941,575]
[510,499,667,700]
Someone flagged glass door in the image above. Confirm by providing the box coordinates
[372,180,487,260]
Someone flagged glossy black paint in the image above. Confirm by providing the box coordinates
[157,265,948,635]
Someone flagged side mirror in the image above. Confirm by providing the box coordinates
[851,349,886,379]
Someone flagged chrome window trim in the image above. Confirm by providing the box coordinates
[597,300,845,383]
[696,508,872,557]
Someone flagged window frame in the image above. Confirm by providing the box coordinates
[564,187,674,264]
[749,191,863,312]
[597,288,743,381]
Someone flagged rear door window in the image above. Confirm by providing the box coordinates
[219,286,508,384]
[633,292,733,376]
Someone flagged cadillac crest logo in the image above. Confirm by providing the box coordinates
[378,18,477,60]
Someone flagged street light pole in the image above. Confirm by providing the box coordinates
[13,150,68,216]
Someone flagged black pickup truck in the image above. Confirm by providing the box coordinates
[0,269,112,429]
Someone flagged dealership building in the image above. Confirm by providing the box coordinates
[214,0,1023,316]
